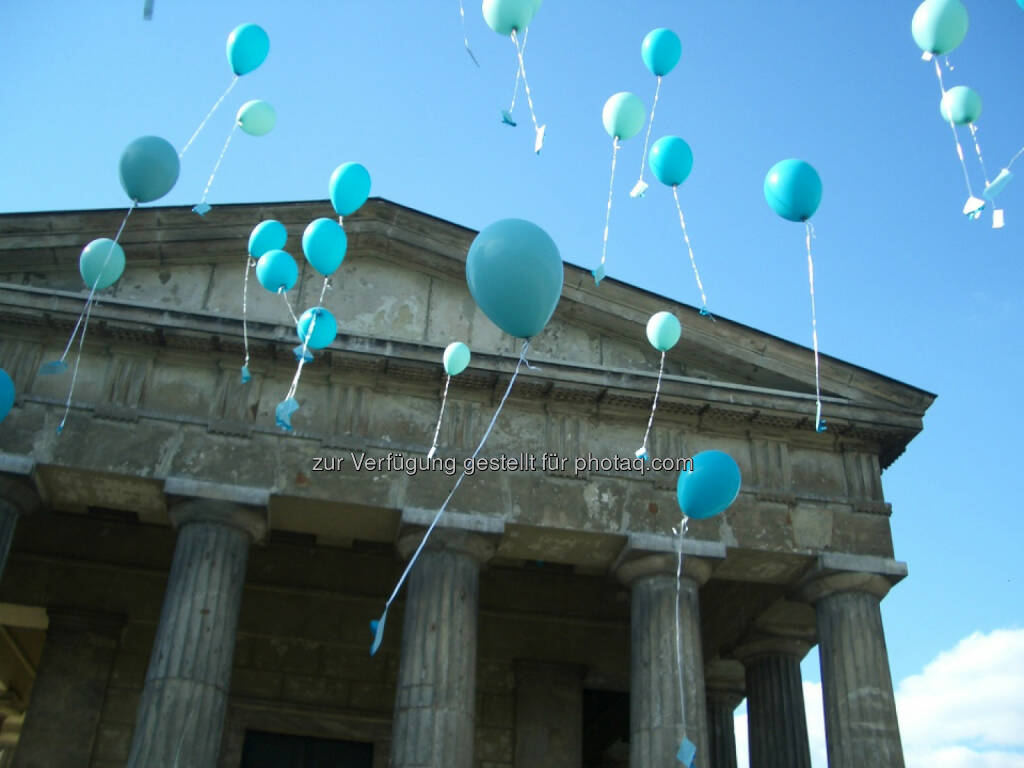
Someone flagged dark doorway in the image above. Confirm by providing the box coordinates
[582,689,630,767]
[240,730,373,768]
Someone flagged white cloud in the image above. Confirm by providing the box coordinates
[731,628,1024,768]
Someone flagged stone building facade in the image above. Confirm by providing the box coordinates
[0,199,933,767]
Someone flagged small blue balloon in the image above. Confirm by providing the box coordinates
[764,159,822,222]
[466,219,563,339]
[227,23,270,76]
[940,86,982,125]
[646,311,681,352]
[236,99,276,136]
[255,249,298,292]
[911,0,968,55]
[329,163,372,217]
[119,136,180,203]
[482,0,534,35]
[296,306,338,349]
[443,342,471,376]
[0,370,14,423]
[677,450,742,520]
[602,92,646,140]
[248,220,287,259]
[79,238,126,291]
[649,136,694,187]
[302,218,348,277]
[641,28,682,77]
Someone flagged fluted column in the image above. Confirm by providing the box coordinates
[126,499,266,768]
[704,659,744,768]
[390,528,496,768]
[617,553,714,767]
[734,637,812,768]
[0,476,39,584]
[799,570,905,768]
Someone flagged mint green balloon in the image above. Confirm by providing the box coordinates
[443,342,471,376]
[79,238,126,291]
[482,0,533,35]
[911,0,968,55]
[602,92,645,140]
[237,100,276,136]
[646,311,681,352]
[940,86,982,125]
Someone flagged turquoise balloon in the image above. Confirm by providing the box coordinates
[940,86,982,125]
[764,159,822,223]
[227,23,269,76]
[602,92,645,140]
[646,312,681,352]
[119,136,179,203]
[1018,0,1024,10]
[237,100,276,136]
[677,450,742,520]
[649,136,693,187]
[255,249,298,292]
[0,370,13,423]
[443,342,471,376]
[248,220,287,259]
[296,307,338,349]
[466,219,563,339]
[329,162,371,217]
[79,238,125,291]
[641,28,682,77]
[911,0,968,55]
[302,218,347,277]
[482,0,533,35]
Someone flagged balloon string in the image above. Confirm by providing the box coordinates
[286,312,317,402]
[180,75,238,158]
[380,341,530,615]
[967,123,991,185]
[318,276,330,304]
[637,76,662,184]
[672,186,708,313]
[458,0,480,67]
[637,350,665,456]
[933,59,976,199]
[508,27,528,111]
[806,222,824,433]
[278,287,299,325]
[597,137,621,279]
[242,257,254,368]
[198,123,238,205]
[510,30,541,144]
[1006,146,1024,170]
[427,374,452,459]
[675,514,690,750]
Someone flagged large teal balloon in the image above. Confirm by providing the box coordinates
[940,86,982,125]
[237,100,276,136]
[248,220,287,259]
[296,307,338,349]
[119,136,180,203]
[646,312,681,352]
[329,162,372,217]
[79,238,125,291]
[482,0,533,35]
[649,136,693,187]
[256,249,298,292]
[302,218,348,276]
[0,370,13,423]
[911,0,968,55]
[602,92,645,140]
[677,450,742,520]
[641,28,682,77]
[227,23,270,76]
[466,219,563,339]
[443,342,471,376]
[764,159,822,223]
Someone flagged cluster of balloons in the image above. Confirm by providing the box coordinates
[426,341,472,460]
[635,310,681,461]
[483,0,546,152]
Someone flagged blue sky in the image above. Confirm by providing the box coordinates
[3,1,1023,764]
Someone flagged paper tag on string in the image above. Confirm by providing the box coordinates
[630,180,649,198]
[535,125,546,154]
[993,209,1005,229]
[921,51,934,61]
[677,738,696,766]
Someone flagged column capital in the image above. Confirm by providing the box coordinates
[732,634,812,664]
[704,658,745,709]
[168,498,268,543]
[396,508,504,564]
[0,474,40,517]
[796,554,907,605]
[613,533,725,587]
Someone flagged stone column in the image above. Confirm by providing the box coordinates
[13,608,124,768]
[126,499,266,768]
[617,553,714,767]
[734,637,812,768]
[704,659,744,768]
[799,568,905,768]
[515,661,584,768]
[390,527,496,768]
[0,476,39,584]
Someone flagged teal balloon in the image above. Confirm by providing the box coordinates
[764,159,822,222]
[119,136,179,203]
[911,0,968,55]
[1018,0,1024,10]
[296,307,338,349]
[649,136,693,187]
[646,311,681,352]
[248,220,287,259]
[0,370,13,423]
[677,450,742,520]
[641,28,681,77]
[237,100,276,136]
[302,218,347,277]
[443,342,471,376]
[79,238,125,291]
[602,92,645,140]
[329,162,371,217]
[482,0,533,35]
[255,249,298,292]
[940,86,982,125]
[227,23,269,75]
[466,219,563,339]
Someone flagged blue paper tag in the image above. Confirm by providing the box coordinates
[677,738,696,766]
[275,397,300,431]
[292,345,314,363]
[240,364,251,383]
[500,110,517,127]
[39,360,68,376]
[592,264,606,285]
[370,611,388,656]
[192,202,212,216]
